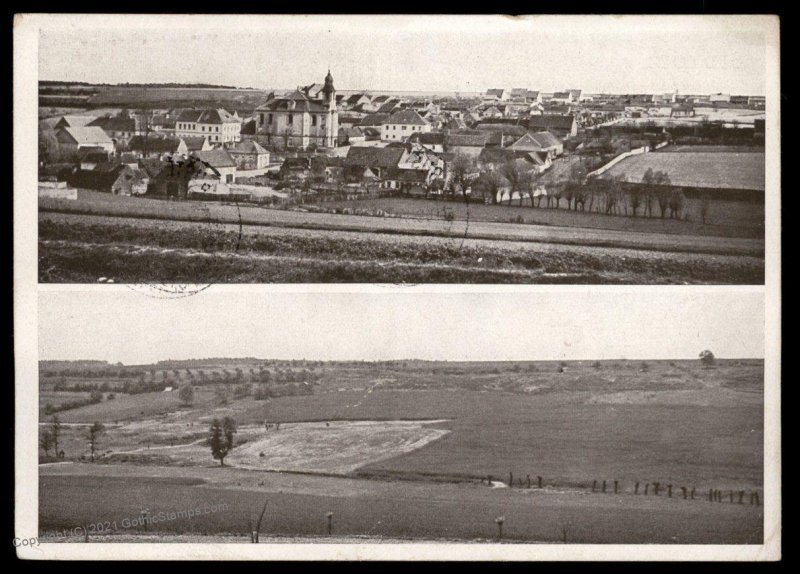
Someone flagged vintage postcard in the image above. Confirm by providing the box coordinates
[13,14,780,561]
[25,14,775,285]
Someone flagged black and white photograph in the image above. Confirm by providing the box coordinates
[33,290,766,546]
[32,15,772,285]
[13,13,780,562]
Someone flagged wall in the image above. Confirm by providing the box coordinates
[586,145,651,179]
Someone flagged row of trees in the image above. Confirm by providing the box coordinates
[453,156,690,220]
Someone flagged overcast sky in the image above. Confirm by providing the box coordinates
[38,289,764,364]
[37,15,772,95]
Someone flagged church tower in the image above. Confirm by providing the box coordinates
[322,69,337,148]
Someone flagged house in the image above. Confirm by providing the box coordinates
[127,135,188,158]
[527,114,577,140]
[670,104,695,118]
[361,127,382,140]
[227,140,270,170]
[376,99,403,114]
[78,149,110,170]
[380,109,431,142]
[53,115,97,130]
[278,156,314,181]
[338,126,366,146]
[55,126,115,154]
[191,149,237,183]
[508,131,564,157]
[65,163,149,196]
[359,113,390,128]
[444,131,502,159]
[509,88,529,102]
[481,106,503,119]
[255,71,338,149]
[143,156,214,199]
[408,132,446,154]
[343,145,408,181]
[175,108,242,145]
[550,91,572,104]
[182,136,212,153]
[344,93,372,109]
[88,115,138,146]
[484,89,509,102]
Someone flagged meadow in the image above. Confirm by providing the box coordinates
[38,359,764,543]
[39,214,765,284]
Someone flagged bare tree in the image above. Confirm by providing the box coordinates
[499,160,532,207]
[448,153,474,200]
[40,429,54,458]
[87,422,105,462]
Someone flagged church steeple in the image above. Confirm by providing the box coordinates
[323,69,335,100]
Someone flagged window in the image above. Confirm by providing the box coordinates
[259,113,264,124]
[312,115,317,127]
[216,126,220,132]
[268,114,273,124]
[202,126,205,131]
[385,125,389,130]
[402,126,407,131]
[288,114,293,125]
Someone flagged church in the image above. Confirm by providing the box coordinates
[255,71,339,150]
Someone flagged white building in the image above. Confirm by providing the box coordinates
[380,109,431,142]
[175,108,242,145]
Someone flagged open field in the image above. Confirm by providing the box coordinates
[603,150,765,191]
[313,196,764,234]
[39,359,764,543]
[39,193,764,284]
[39,469,762,544]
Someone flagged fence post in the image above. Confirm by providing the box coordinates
[653,482,660,496]
[537,476,543,489]
[495,517,505,540]
[709,488,714,502]
[634,482,639,495]
[326,512,334,536]
[738,491,745,504]
[614,480,619,494]
[527,475,531,489]
[602,480,607,493]
[729,491,734,503]
[592,480,597,492]
[509,472,513,488]
[681,487,687,499]
[488,474,493,486]
[667,484,672,498]
[691,487,696,500]
[644,483,649,495]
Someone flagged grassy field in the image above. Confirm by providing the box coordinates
[603,150,765,191]
[39,215,764,284]
[39,472,762,544]
[314,196,764,234]
[38,359,764,543]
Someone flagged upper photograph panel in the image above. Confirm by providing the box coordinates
[36,15,771,284]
